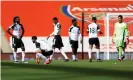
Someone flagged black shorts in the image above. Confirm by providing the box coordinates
[89,38,100,46]
[71,40,78,49]
[41,50,53,56]
[69,37,72,44]
[53,35,64,49]
[12,37,24,48]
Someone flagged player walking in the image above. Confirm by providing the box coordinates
[68,19,82,61]
[47,17,69,62]
[6,16,27,63]
[113,15,129,61]
[87,17,102,62]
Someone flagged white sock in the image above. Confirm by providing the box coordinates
[88,49,92,59]
[96,49,100,59]
[72,55,76,60]
[41,56,47,60]
[118,55,121,59]
[49,54,54,60]
[13,52,17,61]
[60,49,68,59]
[22,51,25,62]
[122,51,125,56]
[36,53,47,60]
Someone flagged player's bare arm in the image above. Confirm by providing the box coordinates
[78,27,82,44]
[6,24,17,38]
[47,32,54,40]
[97,25,103,34]
[87,27,89,33]
[79,33,82,44]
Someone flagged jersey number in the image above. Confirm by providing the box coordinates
[90,28,95,33]
[57,25,61,30]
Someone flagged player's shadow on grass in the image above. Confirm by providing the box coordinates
[2,62,133,80]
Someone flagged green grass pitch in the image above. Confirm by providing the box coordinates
[1,60,133,80]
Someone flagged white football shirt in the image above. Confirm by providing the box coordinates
[87,23,100,38]
[35,40,52,51]
[8,23,22,38]
[114,22,128,42]
[69,25,80,41]
[53,23,61,35]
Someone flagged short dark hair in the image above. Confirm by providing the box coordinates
[13,16,19,23]
[118,15,123,18]
[72,19,77,23]
[92,17,97,20]
[53,17,58,20]
[32,36,37,40]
